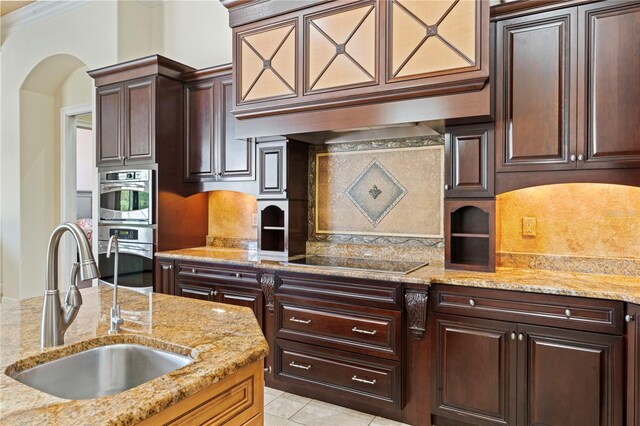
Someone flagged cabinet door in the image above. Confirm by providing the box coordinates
[176,280,217,302]
[496,9,577,172]
[518,324,623,426]
[219,78,255,181]
[124,76,156,164]
[387,0,479,82]
[445,124,494,198]
[305,2,377,94]
[217,285,263,328]
[155,259,175,295]
[257,141,286,198]
[627,305,640,426]
[184,80,216,181]
[237,20,297,104]
[96,83,124,167]
[432,314,516,426]
[577,1,640,169]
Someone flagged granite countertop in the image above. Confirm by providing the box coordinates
[157,247,640,304]
[0,286,269,425]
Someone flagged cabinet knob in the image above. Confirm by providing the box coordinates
[264,366,272,374]
[212,290,218,296]
[235,273,242,278]
[469,299,475,307]
[577,154,585,162]
[570,154,576,162]
[191,268,197,274]
[444,184,450,191]
[626,314,635,323]
[510,332,516,341]
[518,333,524,341]
[565,308,571,318]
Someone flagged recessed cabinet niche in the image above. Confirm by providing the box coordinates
[445,200,495,272]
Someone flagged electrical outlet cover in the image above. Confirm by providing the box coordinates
[522,217,536,237]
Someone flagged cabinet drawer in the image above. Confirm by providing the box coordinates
[176,261,258,286]
[432,285,624,335]
[275,339,401,409]
[277,272,402,310]
[276,295,401,360]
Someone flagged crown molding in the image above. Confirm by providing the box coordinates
[1,0,90,40]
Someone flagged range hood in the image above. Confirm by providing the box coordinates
[287,121,444,145]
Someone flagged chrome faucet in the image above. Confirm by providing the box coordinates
[107,235,124,333]
[41,222,100,348]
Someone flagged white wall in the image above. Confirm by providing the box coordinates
[0,0,233,299]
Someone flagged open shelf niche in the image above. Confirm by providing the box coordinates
[445,199,496,272]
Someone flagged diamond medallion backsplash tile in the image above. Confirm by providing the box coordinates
[345,160,408,227]
[313,138,444,240]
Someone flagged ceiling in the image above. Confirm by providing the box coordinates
[1,1,36,17]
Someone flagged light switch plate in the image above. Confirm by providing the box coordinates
[522,217,536,237]
[251,213,258,228]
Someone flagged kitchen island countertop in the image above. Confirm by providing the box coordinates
[157,247,640,304]
[0,286,268,425]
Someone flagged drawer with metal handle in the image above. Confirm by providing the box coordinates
[276,295,401,360]
[176,261,258,286]
[275,338,401,409]
[432,284,624,335]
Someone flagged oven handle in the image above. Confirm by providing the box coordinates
[100,183,149,193]
[99,241,153,259]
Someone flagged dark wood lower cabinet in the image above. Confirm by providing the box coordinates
[627,305,640,426]
[432,286,625,426]
[520,324,623,426]
[432,315,516,426]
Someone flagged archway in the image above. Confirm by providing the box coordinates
[18,53,92,298]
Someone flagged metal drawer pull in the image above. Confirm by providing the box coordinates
[352,327,377,335]
[290,317,311,324]
[469,299,475,307]
[565,309,572,318]
[352,376,376,385]
[289,362,311,370]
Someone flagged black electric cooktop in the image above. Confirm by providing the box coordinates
[284,255,428,275]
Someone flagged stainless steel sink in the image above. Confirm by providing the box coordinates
[9,344,192,399]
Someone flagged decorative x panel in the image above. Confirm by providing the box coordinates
[390,0,477,79]
[307,4,377,92]
[240,22,296,102]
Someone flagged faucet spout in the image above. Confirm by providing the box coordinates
[41,222,100,348]
[107,235,123,333]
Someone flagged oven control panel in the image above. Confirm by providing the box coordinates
[110,228,138,240]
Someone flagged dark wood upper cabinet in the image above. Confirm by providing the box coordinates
[184,80,216,181]
[445,123,494,198]
[183,68,255,183]
[123,77,156,164]
[577,1,640,169]
[96,83,124,167]
[219,78,254,179]
[90,55,194,169]
[257,141,286,198]
[96,77,157,167]
[496,8,577,172]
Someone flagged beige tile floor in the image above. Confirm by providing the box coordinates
[264,387,411,426]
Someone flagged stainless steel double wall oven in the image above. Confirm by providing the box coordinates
[98,169,154,293]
